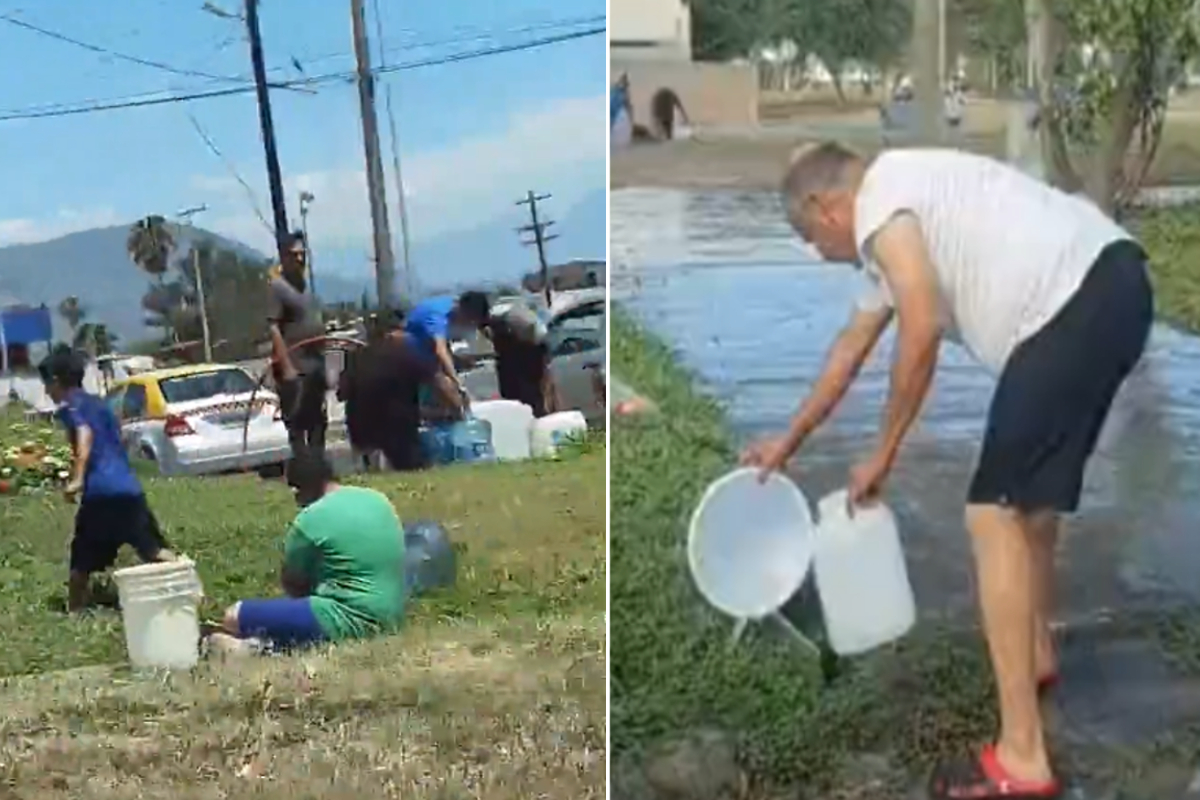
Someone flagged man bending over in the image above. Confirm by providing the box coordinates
[742,143,1152,799]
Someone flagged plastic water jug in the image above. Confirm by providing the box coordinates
[813,490,915,656]
[419,417,496,465]
[403,520,457,597]
[112,559,205,670]
[469,399,534,461]
[530,411,588,458]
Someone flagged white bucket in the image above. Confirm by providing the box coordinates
[113,559,204,670]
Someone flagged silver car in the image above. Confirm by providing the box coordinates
[457,288,606,425]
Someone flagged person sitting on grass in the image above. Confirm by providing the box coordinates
[208,451,407,655]
[39,350,176,613]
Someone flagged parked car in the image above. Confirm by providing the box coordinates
[104,363,291,477]
[453,288,606,425]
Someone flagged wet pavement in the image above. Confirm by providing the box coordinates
[612,188,1200,788]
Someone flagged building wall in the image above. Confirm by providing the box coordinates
[612,59,760,127]
[610,0,691,61]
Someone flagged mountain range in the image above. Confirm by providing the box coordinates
[0,188,605,344]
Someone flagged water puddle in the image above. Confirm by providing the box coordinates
[612,188,1200,765]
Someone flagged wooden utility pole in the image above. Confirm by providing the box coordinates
[516,191,558,306]
[350,0,396,311]
[912,0,942,144]
[244,0,290,261]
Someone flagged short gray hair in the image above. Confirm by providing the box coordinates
[781,141,862,205]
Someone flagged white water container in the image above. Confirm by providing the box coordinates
[470,399,534,461]
[530,410,588,458]
[113,559,204,670]
[813,490,916,656]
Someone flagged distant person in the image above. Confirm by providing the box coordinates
[742,143,1152,799]
[267,230,328,461]
[650,87,690,141]
[209,452,406,655]
[39,350,176,612]
[403,291,492,413]
[486,298,559,417]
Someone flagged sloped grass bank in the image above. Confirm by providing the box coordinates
[611,299,1200,795]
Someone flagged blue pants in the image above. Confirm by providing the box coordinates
[236,597,326,649]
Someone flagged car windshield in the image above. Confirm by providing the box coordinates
[159,369,257,403]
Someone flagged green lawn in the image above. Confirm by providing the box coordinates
[0,429,606,798]
[610,206,1200,795]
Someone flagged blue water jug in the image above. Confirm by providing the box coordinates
[420,417,495,465]
[403,520,457,597]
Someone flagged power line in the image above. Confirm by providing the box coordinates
[0,25,605,121]
[0,12,240,83]
[0,14,605,117]
[0,12,307,92]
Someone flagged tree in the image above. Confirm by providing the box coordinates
[1029,0,1200,214]
[126,216,176,281]
[74,322,118,357]
[57,296,86,336]
[127,215,178,343]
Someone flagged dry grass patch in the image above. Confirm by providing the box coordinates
[0,614,605,798]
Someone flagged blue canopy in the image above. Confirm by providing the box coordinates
[1,305,53,346]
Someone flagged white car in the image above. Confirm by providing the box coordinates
[105,364,292,477]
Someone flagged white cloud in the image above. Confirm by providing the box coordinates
[0,207,122,247]
[194,94,606,253]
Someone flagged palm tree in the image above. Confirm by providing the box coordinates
[74,322,118,357]
[127,215,176,342]
[126,215,175,282]
[57,296,86,337]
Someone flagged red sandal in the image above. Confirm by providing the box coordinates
[1036,672,1059,695]
[929,745,1062,800]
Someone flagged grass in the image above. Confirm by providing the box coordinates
[609,206,1200,794]
[0,429,606,797]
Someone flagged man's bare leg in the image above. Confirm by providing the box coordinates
[966,503,1053,781]
[1025,510,1059,681]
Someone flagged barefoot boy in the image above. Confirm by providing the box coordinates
[39,350,175,611]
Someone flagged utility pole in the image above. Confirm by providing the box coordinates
[516,191,558,306]
[176,205,213,363]
[912,0,942,144]
[350,0,397,311]
[244,0,290,261]
[299,190,317,296]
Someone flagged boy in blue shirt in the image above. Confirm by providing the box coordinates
[403,290,491,414]
[39,351,176,612]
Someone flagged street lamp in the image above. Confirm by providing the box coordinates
[298,190,317,296]
[176,204,213,363]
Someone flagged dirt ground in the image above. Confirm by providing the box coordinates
[612,95,1200,191]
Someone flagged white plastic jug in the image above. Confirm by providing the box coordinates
[813,490,915,656]
[470,399,534,461]
[530,410,588,458]
[113,559,205,670]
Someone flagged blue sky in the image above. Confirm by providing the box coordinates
[0,0,606,291]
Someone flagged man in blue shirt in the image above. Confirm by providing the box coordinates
[39,350,176,612]
[403,290,491,411]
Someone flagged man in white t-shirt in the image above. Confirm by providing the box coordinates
[742,142,1153,799]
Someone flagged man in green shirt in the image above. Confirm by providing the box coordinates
[211,452,407,652]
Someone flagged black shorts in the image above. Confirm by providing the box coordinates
[72,494,169,575]
[968,240,1154,513]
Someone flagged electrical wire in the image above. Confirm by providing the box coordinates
[0,14,605,116]
[0,12,241,83]
[0,12,308,92]
[185,112,275,237]
[0,25,605,121]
